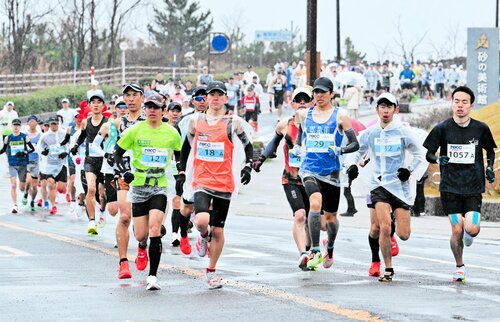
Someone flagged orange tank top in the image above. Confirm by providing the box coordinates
[193,114,234,193]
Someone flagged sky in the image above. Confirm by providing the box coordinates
[188,0,498,63]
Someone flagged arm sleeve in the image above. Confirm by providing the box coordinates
[341,128,359,154]
[262,132,284,160]
[295,124,303,147]
[178,135,192,172]
[236,130,253,163]
[89,133,105,157]
[75,129,87,146]
[344,130,369,168]
[113,145,126,172]
[26,141,35,154]
[60,133,71,146]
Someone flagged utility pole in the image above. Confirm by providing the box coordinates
[336,0,341,61]
[307,0,317,84]
[496,0,499,27]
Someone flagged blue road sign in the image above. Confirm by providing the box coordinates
[210,33,230,54]
[255,31,292,42]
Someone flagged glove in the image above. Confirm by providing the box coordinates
[58,152,68,159]
[41,149,49,156]
[123,172,135,184]
[252,157,266,172]
[328,145,342,158]
[397,168,411,182]
[486,166,496,183]
[289,145,301,157]
[70,145,79,156]
[15,151,27,158]
[175,173,186,193]
[240,166,252,185]
[437,155,449,165]
[75,157,82,165]
[346,165,359,181]
[104,152,114,167]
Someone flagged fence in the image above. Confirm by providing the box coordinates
[0,66,198,97]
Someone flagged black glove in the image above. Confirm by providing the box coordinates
[347,164,359,181]
[397,168,411,182]
[486,166,496,183]
[175,173,186,194]
[251,157,265,172]
[70,145,79,156]
[58,152,68,159]
[41,149,49,156]
[123,172,135,184]
[104,152,114,167]
[240,166,252,185]
[15,151,27,158]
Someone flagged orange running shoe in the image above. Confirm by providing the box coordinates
[135,246,148,271]
[369,262,381,277]
[391,236,399,257]
[118,261,132,279]
[180,236,192,255]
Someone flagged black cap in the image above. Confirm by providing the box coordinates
[11,118,21,125]
[192,85,207,97]
[27,115,38,122]
[206,81,227,94]
[122,83,144,94]
[167,102,182,111]
[313,77,334,92]
[48,116,59,124]
[144,93,165,108]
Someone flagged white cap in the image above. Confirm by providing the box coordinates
[292,87,313,101]
[5,101,14,106]
[376,92,398,106]
[91,79,99,86]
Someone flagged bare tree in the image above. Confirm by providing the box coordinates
[221,8,247,68]
[393,17,428,62]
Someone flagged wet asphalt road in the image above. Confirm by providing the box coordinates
[1,107,500,322]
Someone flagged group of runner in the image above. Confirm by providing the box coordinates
[1,73,496,290]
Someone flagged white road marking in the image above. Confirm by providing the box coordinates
[0,245,32,257]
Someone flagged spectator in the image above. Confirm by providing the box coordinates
[57,98,76,129]
[197,66,213,85]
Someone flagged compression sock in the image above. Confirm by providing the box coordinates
[148,237,162,277]
[326,221,339,257]
[171,209,181,233]
[369,235,380,262]
[179,213,191,238]
[391,215,396,237]
[307,211,321,248]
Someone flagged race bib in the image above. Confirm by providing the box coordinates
[288,153,301,168]
[447,144,475,164]
[10,141,24,156]
[245,103,255,111]
[274,84,283,91]
[374,137,402,157]
[196,141,224,162]
[49,144,64,156]
[140,147,168,167]
[88,142,101,157]
[306,133,334,153]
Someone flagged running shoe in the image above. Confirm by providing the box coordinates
[206,271,222,289]
[135,246,148,271]
[65,193,71,203]
[170,232,180,247]
[463,230,474,247]
[453,266,466,283]
[196,235,210,257]
[146,275,161,291]
[49,205,57,215]
[378,270,395,282]
[298,252,309,271]
[43,201,50,209]
[22,194,28,206]
[30,200,35,212]
[180,236,191,255]
[36,198,43,207]
[11,205,18,214]
[77,204,86,218]
[97,210,106,228]
[391,236,399,257]
[306,248,323,271]
[118,261,132,279]
[87,220,98,235]
[369,262,381,277]
[322,238,334,269]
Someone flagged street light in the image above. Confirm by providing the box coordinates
[119,41,129,85]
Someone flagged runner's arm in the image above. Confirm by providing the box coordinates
[341,128,359,154]
[486,147,495,168]
[178,135,192,172]
[59,133,71,145]
[261,131,284,160]
[25,141,35,154]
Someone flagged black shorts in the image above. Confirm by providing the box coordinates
[68,161,76,176]
[84,156,103,174]
[274,92,284,106]
[283,183,310,214]
[245,110,258,122]
[132,194,167,218]
[440,191,482,214]
[46,166,68,183]
[104,173,117,203]
[370,186,410,210]
[194,191,231,228]
[302,176,341,213]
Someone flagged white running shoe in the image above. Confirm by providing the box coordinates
[298,252,309,271]
[206,271,222,289]
[170,232,180,247]
[97,209,106,228]
[463,230,474,247]
[11,205,18,214]
[453,266,466,282]
[146,275,161,290]
[196,235,209,257]
[76,204,86,218]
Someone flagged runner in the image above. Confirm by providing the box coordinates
[24,115,41,212]
[114,93,182,290]
[294,77,359,271]
[0,118,35,213]
[179,81,253,288]
[252,87,313,270]
[241,85,260,133]
[423,86,497,282]
[346,93,426,282]
[270,71,287,119]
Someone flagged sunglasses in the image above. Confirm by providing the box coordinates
[145,105,163,110]
[116,104,128,109]
[193,96,205,102]
[293,95,311,103]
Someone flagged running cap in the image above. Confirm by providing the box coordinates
[292,87,313,101]
[167,102,182,111]
[144,93,165,109]
[206,81,227,94]
[88,91,105,103]
[48,116,59,124]
[122,83,144,94]
[312,77,334,93]
[5,101,14,106]
[61,98,69,103]
[114,96,126,107]
[11,118,21,125]
[192,85,207,97]
[91,79,99,86]
[27,115,38,122]
[376,93,398,106]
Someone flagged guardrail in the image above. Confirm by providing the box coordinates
[0,65,198,96]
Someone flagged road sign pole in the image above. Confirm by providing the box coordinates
[173,48,177,80]
[73,53,77,86]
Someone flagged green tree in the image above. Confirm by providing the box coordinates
[148,0,213,67]
[344,37,366,64]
